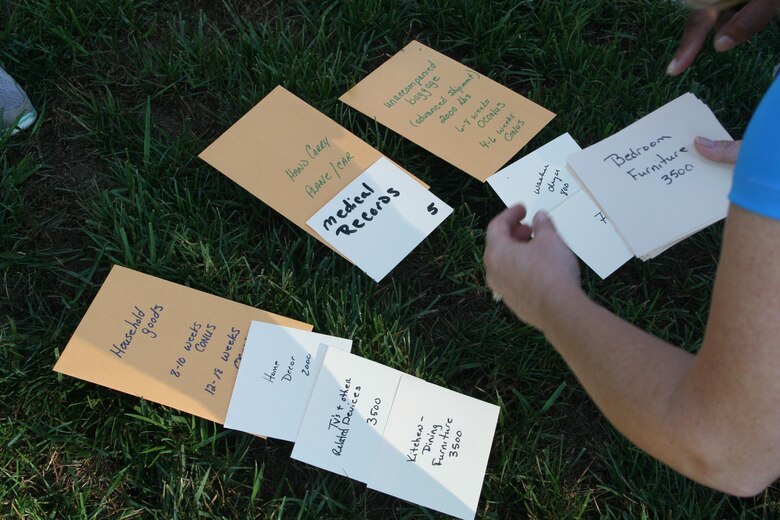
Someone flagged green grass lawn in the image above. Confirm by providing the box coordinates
[2,0,779,518]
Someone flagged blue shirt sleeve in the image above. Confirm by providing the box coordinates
[729,77,780,220]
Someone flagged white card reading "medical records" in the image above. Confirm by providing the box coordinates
[307,157,452,282]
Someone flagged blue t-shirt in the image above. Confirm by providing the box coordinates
[729,77,780,220]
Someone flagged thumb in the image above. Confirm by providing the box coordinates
[694,137,742,164]
[532,210,558,236]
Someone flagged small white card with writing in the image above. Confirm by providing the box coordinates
[548,190,633,279]
[488,133,630,278]
[366,375,500,520]
[567,93,733,259]
[224,321,352,441]
[487,133,582,221]
[291,348,403,483]
[306,157,452,282]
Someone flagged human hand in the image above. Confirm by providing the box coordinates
[667,0,776,76]
[484,205,582,332]
[694,136,742,163]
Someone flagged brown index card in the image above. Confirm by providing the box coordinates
[339,41,556,182]
[54,265,311,424]
[198,86,425,245]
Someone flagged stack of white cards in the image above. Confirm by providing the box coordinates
[488,93,734,278]
[488,133,633,279]
[568,93,733,260]
[226,321,500,520]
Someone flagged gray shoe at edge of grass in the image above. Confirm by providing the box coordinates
[0,66,36,136]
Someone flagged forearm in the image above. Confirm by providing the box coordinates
[486,204,780,494]
[539,289,720,487]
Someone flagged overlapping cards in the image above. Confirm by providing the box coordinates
[55,267,500,520]
[567,93,733,260]
[199,42,556,281]
[54,41,730,520]
[199,86,452,282]
[488,93,734,278]
[53,265,312,424]
[226,324,500,520]
[488,134,633,279]
[224,321,354,441]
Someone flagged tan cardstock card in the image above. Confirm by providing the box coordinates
[339,40,556,182]
[54,265,311,424]
[198,86,425,246]
[567,93,733,260]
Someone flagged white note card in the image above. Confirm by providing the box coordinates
[291,348,403,483]
[367,375,500,520]
[487,133,582,222]
[306,157,452,282]
[548,190,633,279]
[567,93,734,259]
[224,321,352,441]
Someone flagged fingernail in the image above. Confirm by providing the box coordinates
[666,58,678,76]
[535,210,549,223]
[695,136,715,148]
[714,35,735,52]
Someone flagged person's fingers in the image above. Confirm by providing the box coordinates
[486,204,527,241]
[531,210,557,236]
[713,0,776,52]
[712,6,739,31]
[694,137,742,164]
[510,221,533,242]
[667,9,719,76]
